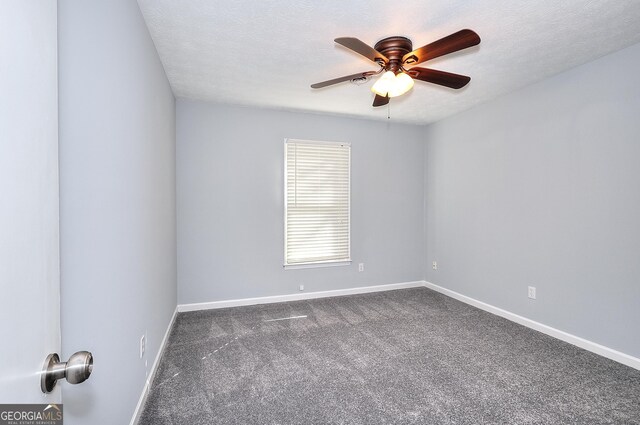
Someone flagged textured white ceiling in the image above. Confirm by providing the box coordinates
[137,0,640,124]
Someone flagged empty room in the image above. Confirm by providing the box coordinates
[2,1,639,424]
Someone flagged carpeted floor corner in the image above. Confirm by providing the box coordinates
[139,287,640,424]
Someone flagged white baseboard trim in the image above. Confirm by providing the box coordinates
[424,281,640,371]
[129,307,178,425]
[177,280,425,313]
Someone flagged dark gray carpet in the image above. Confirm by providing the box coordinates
[139,288,640,424]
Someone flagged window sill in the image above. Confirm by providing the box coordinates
[284,260,352,270]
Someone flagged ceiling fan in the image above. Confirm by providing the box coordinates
[311,29,481,107]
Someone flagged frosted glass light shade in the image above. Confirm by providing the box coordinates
[371,71,395,96]
[371,71,414,98]
[387,72,414,97]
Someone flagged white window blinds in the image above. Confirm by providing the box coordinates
[284,139,351,267]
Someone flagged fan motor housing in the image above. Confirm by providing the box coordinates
[374,36,413,72]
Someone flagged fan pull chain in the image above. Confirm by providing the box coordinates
[387,102,390,119]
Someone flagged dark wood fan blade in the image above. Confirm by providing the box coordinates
[402,29,480,65]
[335,37,388,65]
[372,94,389,107]
[311,71,376,89]
[408,67,471,89]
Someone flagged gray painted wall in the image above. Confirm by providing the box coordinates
[424,42,640,358]
[58,1,176,424]
[177,100,424,304]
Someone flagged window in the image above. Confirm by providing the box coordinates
[284,139,351,268]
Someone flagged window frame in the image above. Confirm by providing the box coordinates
[283,138,352,270]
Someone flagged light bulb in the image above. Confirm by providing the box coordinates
[387,72,414,98]
[371,71,395,97]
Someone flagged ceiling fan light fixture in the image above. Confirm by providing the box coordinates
[313,30,480,107]
[371,71,414,98]
[387,72,414,98]
[370,71,395,96]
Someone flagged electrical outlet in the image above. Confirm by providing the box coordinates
[299,284,304,291]
[528,286,536,300]
[358,263,364,272]
[140,334,146,359]
[432,261,438,270]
